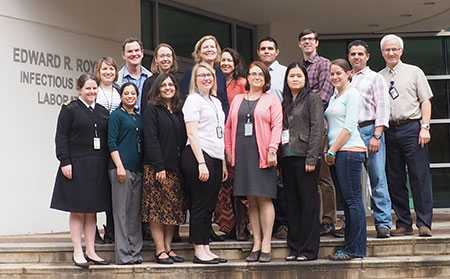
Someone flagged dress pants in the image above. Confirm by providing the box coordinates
[385,120,433,229]
[181,146,222,245]
[110,169,143,264]
[282,156,320,259]
[318,132,337,225]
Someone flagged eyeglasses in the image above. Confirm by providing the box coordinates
[248,72,264,77]
[383,48,401,53]
[196,73,213,79]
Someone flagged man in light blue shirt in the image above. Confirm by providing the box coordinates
[257,36,286,102]
[117,37,152,113]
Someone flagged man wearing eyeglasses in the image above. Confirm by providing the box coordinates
[298,29,339,237]
[347,40,392,238]
[379,34,433,237]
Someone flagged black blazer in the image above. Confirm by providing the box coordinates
[143,103,187,172]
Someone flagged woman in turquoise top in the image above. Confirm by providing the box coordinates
[324,59,367,261]
[108,82,144,265]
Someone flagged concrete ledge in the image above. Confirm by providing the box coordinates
[1,256,450,279]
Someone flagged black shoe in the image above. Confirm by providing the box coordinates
[214,257,228,263]
[285,250,297,261]
[209,227,227,242]
[320,223,335,236]
[167,250,184,263]
[376,227,391,238]
[245,250,261,262]
[273,225,288,240]
[85,255,110,265]
[72,256,90,269]
[192,256,219,264]
[95,226,104,244]
[102,225,114,244]
[155,251,174,265]
[332,227,345,238]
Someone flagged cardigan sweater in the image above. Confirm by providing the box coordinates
[225,92,282,168]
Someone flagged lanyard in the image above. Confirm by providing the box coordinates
[199,93,220,127]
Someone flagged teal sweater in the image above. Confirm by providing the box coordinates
[108,107,144,172]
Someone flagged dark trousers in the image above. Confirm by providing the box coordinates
[331,151,367,258]
[281,157,320,259]
[385,121,433,229]
[273,177,288,230]
[181,146,222,245]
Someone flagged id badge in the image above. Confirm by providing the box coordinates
[244,122,253,137]
[137,141,142,153]
[93,137,101,150]
[281,129,289,144]
[216,126,224,139]
[389,87,399,100]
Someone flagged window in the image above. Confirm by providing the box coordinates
[159,4,231,59]
[141,0,154,50]
[237,25,254,66]
[402,38,444,75]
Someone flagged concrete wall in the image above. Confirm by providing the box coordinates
[0,0,140,235]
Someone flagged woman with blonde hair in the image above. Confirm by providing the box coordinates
[180,35,228,114]
[181,62,228,264]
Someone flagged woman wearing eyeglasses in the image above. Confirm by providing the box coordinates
[225,61,282,263]
[181,62,228,264]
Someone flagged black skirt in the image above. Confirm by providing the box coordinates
[50,155,110,213]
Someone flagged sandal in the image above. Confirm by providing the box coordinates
[155,251,174,264]
[328,250,355,261]
[167,249,184,263]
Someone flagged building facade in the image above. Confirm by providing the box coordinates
[1,0,449,235]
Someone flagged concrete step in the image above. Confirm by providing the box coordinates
[1,234,450,264]
[1,255,450,279]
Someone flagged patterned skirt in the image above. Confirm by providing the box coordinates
[141,165,186,225]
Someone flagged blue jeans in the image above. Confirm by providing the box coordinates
[331,151,367,258]
[359,124,392,229]
[385,121,433,229]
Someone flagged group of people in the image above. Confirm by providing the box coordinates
[50,28,434,267]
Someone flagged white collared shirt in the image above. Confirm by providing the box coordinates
[268,60,287,102]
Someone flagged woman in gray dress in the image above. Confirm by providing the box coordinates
[225,61,283,262]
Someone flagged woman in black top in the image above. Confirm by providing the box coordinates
[141,43,178,114]
[141,73,187,264]
[50,74,110,267]
[279,62,324,261]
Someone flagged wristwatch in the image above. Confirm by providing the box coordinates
[421,123,430,130]
[373,134,382,140]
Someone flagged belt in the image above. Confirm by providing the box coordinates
[358,120,375,128]
[388,119,418,128]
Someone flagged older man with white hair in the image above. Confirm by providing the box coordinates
[379,34,433,237]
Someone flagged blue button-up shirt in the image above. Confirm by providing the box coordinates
[117,65,152,113]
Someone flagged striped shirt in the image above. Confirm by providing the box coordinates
[351,67,390,127]
[304,54,334,107]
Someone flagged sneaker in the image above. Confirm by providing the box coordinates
[418,226,432,237]
[376,227,391,238]
[390,226,413,236]
[320,223,335,236]
[273,225,288,240]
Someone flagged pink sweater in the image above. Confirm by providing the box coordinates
[225,93,282,168]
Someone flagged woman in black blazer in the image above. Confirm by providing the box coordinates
[141,73,187,264]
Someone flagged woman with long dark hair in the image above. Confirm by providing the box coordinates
[141,73,187,264]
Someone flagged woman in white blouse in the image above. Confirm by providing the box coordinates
[181,62,228,264]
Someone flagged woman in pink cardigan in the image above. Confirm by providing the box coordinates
[225,61,282,263]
